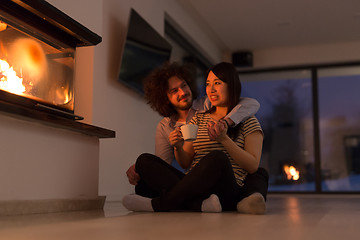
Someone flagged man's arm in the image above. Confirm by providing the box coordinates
[193,96,260,127]
[155,119,174,165]
[192,95,211,112]
[126,164,140,185]
[225,97,260,127]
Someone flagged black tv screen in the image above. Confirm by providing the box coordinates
[118,9,172,95]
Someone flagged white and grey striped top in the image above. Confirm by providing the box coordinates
[189,112,263,186]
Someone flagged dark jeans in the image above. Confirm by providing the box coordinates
[135,151,268,212]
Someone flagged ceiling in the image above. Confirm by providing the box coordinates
[177,0,360,52]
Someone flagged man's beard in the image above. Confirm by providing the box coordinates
[176,100,192,111]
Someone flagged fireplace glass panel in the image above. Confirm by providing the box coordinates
[0,21,75,111]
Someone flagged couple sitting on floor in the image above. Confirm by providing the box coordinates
[124,62,268,214]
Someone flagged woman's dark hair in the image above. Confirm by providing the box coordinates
[144,62,198,117]
[206,62,242,139]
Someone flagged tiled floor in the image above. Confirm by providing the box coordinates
[0,194,359,240]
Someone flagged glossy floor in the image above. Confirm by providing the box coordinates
[1,194,359,240]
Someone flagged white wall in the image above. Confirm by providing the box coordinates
[253,41,360,67]
[0,0,221,202]
[0,114,100,201]
[92,0,223,201]
[0,0,103,201]
[45,0,223,202]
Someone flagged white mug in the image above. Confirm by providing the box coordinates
[180,124,198,141]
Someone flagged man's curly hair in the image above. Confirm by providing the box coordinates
[144,62,198,117]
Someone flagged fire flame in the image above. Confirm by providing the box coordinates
[10,38,47,82]
[0,21,7,32]
[284,165,300,181]
[0,38,46,96]
[0,37,71,106]
[55,86,71,105]
[0,59,25,94]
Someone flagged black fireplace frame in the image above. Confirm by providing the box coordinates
[0,0,101,49]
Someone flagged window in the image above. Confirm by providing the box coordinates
[240,70,315,192]
[239,62,360,193]
[318,66,360,191]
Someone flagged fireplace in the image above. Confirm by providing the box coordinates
[0,0,114,138]
[0,0,101,120]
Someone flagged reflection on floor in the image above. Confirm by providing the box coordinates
[0,194,359,240]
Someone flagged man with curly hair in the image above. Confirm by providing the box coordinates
[126,62,260,195]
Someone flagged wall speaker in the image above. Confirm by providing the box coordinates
[232,51,253,67]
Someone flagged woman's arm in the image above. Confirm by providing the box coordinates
[169,127,195,169]
[219,131,263,174]
[174,141,195,169]
[209,121,263,174]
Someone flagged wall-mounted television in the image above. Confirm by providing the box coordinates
[118,9,172,95]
